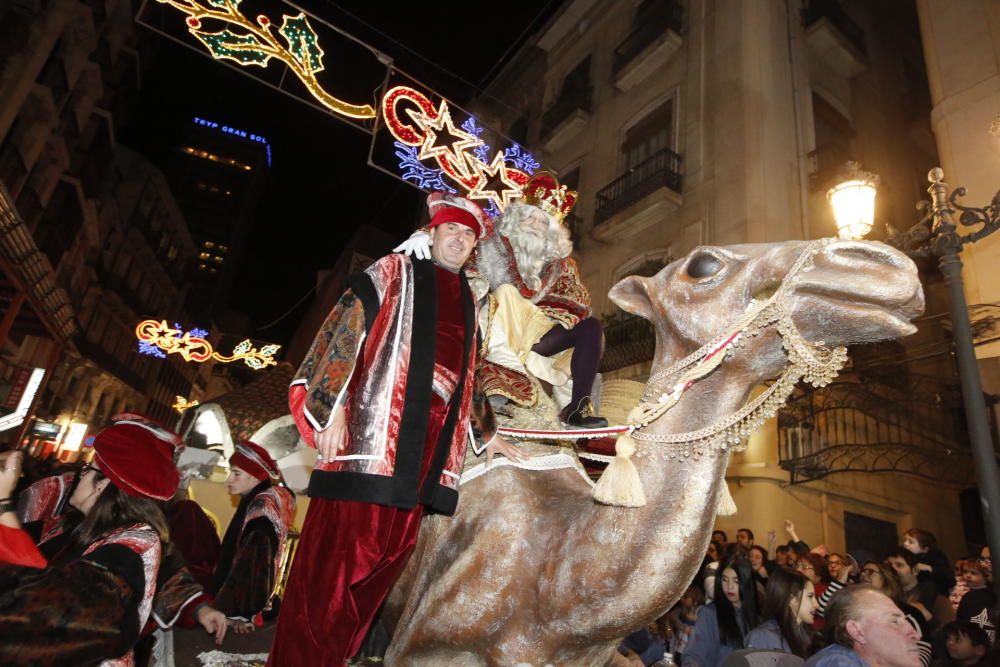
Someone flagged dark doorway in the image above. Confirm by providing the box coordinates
[844,511,898,562]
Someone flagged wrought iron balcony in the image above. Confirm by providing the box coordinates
[595,148,682,224]
[612,1,684,77]
[777,373,994,485]
[601,313,655,373]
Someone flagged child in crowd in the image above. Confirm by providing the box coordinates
[949,558,969,611]
[955,558,996,646]
[933,621,992,667]
[904,528,955,598]
[667,585,705,660]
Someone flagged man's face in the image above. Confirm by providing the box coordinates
[848,591,922,667]
[518,208,551,238]
[226,467,259,496]
[828,555,845,579]
[736,530,752,547]
[887,556,916,585]
[430,222,477,270]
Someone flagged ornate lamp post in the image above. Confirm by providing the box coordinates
[830,166,1000,599]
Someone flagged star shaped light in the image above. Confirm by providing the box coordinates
[467,152,524,211]
[409,100,483,182]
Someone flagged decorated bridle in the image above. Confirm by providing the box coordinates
[496,239,850,506]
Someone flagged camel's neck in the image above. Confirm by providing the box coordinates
[582,363,758,632]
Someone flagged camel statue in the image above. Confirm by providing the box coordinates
[381,239,924,666]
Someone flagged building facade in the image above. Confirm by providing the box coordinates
[0,0,205,456]
[476,0,992,557]
[164,115,271,322]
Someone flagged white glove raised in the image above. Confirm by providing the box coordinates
[393,230,432,260]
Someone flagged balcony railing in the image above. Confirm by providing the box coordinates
[802,1,867,57]
[601,313,655,372]
[595,148,682,224]
[777,373,994,485]
[613,1,684,76]
[541,85,592,138]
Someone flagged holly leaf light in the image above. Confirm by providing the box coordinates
[192,28,272,67]
[278,14,324,74]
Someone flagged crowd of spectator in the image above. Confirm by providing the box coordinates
[618,522,997,667]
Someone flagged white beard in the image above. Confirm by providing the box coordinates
[508,232,553,291]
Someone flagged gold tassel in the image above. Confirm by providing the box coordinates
[593,433,647,507]
[717,479,737,516]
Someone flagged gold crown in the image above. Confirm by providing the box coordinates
[519,170,578,224]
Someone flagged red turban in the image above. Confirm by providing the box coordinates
[92,423,180,501]
[229,441,280,482]
[425,192,490,238]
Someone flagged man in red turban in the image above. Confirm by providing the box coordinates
[207,441,296,631]
[269,193,523,666]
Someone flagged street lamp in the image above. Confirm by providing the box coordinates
[829,165,1000,600]
[827,161,879,240]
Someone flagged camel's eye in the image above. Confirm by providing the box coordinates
[686,252,724,279]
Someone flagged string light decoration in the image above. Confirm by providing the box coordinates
[173,396,200,413]
[155,0,375,120]
[382,85,536,211]
[153,2,541,206]
[135,320,280,370]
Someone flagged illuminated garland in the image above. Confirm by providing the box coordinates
[383,85,534,211]
[135,320,280,370]
[155,0,375,119]
[155,2,541,208]
[173,395,201,413]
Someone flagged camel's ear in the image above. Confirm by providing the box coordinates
[609,275,655,322]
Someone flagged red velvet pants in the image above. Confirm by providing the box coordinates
[266,498,423,667]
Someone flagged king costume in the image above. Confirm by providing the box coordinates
[268,194,497,667]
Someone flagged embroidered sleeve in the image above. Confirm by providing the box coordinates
[292,289,368,432]
[0,549,144,664]
[536,257,592,327]
[469,349,498,456]
[151,542,204,629]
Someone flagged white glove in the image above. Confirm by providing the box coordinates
[393,230,432,260]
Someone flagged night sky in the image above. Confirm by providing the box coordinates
[121,0,562,345]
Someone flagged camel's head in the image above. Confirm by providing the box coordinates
[610,240,924,377]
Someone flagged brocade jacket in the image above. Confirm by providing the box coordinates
[290,254,496,515]
[469,231,593,407]
[211,480,296,620]
[0,523,161,667]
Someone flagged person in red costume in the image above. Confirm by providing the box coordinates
[209,441,296,632]
[10,414,228,663]
[269,192,524,667]
[0,422,226,665]
[396,171,607,428]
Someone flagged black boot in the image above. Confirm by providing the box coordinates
[560,397,608,429]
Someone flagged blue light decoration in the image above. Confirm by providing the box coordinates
[503,144,540,175]
[138,340,167,358]
[461,117,493,166]
[136,323,209,358]
[390,113,538,214]
[394,142,457,193]
[193,116,273,166]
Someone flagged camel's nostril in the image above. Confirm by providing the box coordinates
[829,241,905,268]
